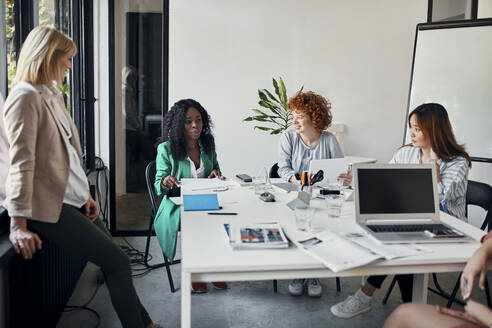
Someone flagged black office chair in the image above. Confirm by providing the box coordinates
[383,180,492,308]
[143,161,181,293]
[269,163,280,179]
[269,163,342,293]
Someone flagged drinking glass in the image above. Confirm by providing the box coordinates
[295,205,315,231]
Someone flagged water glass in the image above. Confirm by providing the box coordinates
[253,176,267,195]
[294,205,315,231]
[325,192,343,217]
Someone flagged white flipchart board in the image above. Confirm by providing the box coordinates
[404,21,492,161]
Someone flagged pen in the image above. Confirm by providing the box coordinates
[207,212,238,215]
[169,171,179,189]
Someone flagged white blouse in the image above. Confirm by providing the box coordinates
[188,157,205,178]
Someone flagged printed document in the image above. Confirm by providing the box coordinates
[180,178,235,191]
[296,230,432,272]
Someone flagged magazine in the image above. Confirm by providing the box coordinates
[223,223,289,249]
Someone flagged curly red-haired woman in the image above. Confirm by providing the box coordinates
[278,91,346,297]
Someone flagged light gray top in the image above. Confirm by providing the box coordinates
[389,146,469,221]
[278,126,343,181]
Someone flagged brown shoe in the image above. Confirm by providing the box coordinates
[212,281,228,290]
[191,282,207,293]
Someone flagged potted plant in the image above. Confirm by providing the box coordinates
[244,77,303,135]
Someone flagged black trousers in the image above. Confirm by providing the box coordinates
[367,274,414,302]
[27,204,152,328]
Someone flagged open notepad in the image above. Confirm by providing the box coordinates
[295,231,431,272]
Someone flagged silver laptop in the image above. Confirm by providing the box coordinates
[353,163,470,243]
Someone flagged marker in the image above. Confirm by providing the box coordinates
[207,212,238,215]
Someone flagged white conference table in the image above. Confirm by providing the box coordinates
[180,185,485,328]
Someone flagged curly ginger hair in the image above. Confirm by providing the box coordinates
[286,91,332,132]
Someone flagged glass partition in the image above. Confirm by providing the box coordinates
[111,0,167,232]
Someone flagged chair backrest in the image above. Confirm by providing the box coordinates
[145,161,163,217]
[269,163,280,179]
[466,180,492,231]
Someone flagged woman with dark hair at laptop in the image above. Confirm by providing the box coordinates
[278,90,349,297]
[331,103,471,319]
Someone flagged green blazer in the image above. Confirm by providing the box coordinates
[154,141,220,260]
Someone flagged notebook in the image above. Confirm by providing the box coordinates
[182,193,220,211]
[353,163,470,244]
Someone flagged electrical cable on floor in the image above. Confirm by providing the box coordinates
[89,157,162,277]
[64,305,101,328]
[113,231,160,278]
[63,278,102,328]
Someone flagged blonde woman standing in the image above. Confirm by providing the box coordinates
[3,26,160,328]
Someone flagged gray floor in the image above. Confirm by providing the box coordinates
[56,234,491,328]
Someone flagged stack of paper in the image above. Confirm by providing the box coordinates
[296,231,431,272]
[180,178,234,191]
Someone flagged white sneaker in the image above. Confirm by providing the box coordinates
[307,278,323,297]
[331,293,372,318]
[288,279,305,296]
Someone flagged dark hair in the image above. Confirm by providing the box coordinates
[163,99,215,161]
[409,103,471,167]
[287,91,332,132]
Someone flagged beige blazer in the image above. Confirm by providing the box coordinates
[3,81,84,223]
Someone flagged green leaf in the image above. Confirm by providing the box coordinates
[254,126,273,131]
[272,78,280,100]
[251,115,269,122]
[258,90,268,102]
[270,128,283,135]
[243,117,254,121]
[258,100,282,117]
[278,77,287,107]
[252,109,268,117]
[263,89,279,103]
[258,100,277,110]
[298,85,304,93]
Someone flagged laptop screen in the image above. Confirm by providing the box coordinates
[357,168,435,214]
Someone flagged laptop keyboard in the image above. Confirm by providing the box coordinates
[367,224,449,233]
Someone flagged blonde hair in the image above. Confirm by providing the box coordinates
[14,26,77,85]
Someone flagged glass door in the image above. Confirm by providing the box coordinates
[110,0,168,234]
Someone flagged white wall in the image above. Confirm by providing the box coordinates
[478,0,492,17]
[170,0,427,176]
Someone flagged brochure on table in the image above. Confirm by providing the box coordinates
[223,222,289,249]
[295,231,431,273]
